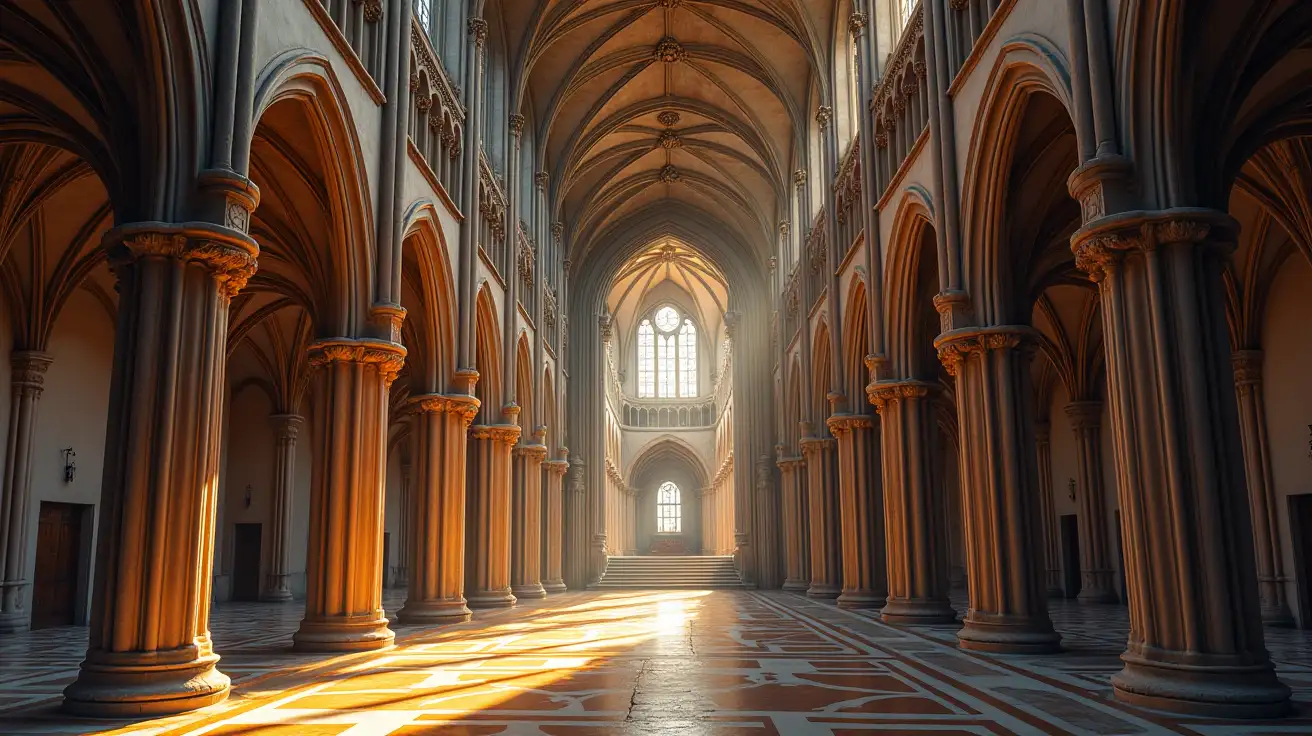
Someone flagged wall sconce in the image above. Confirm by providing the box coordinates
[61,448,76,483]
[244,484,253,509]
[1067,478,1077,502]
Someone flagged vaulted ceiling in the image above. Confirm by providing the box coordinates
[500,0,842,267]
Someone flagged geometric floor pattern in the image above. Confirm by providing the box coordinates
[1,589,1309,735]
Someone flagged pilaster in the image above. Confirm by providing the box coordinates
[397,394,480,625]
[1064,401,1117,603]
[799,433,840,599]
[776,452,810,593]
[66,217,259,715]
[868,379,956,625]
[0,351,52,633]
[542,449,569,593]
[511,436,548,600]
[293,338,404,652]
[935,326,1060,653]
[829,414,886,609]
[1071,209,1290,716]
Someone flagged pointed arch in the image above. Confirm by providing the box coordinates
[401,200,459,392]
[474,282,503,422]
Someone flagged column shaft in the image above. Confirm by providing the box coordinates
[394,459,410,590]
[1232,351,1294,626]
[800,436,840,598]
[398,394,479,624]
[777,455,810,592]
[1072,210,1289,716]
[263,414,303,602]
[511,441,547,599]
[1065,401,1117,603]
[869,380,956,624]
[66,223,258,715]
[293,339,403,652]
[0,351,52,632]
[830,415,886,609]
[936,326,1060,653]
[542,451,569,593]
[1035,422,1064,597]
[466,424,519,608]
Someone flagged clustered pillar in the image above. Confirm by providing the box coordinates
[935,327,1060,653]
[65,222,257,716]
[263,413,303,602]
[510,434,548,600]
[397,394,479,625]
[1072,210,1289,717]
[466,420,520,609]
[829,415,886,609]
[292,339,403,653]
[1064,401,1116,603]
[869,380,956,624]
[1034,421,1064,597]
[776,452,810,593]
[799,430,841,599]
[542,449,569,593]
[0,351,52,633]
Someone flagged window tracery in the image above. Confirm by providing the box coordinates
[637,306,698,398]
[657,481,681,533]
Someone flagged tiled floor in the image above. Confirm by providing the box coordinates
[1,589,1309,735]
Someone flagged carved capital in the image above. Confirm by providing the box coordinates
[105,224,259,299]
[268,413,304,441]
[1070,208,1237,283]
[467,18,488,45]
[865,379,936,413]
[1064,401,1103,431]
[407,393,481,427]
[514,443,550,462]
[815,105,832,129]
[1232,350,1264,389]
[551,222,565,243]
[307,338,407,387]
[826,413,874,435]
[471,424,521,445]
[849,11,868,36]
[933,326,1037,377]
[534,171,549,189]
[353,0,383,23]
[598,313,614,343]
[10,351,52,394]
[793,169,807,187]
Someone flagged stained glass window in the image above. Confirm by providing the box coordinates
[636,306,698,399]
[657,481,681,533]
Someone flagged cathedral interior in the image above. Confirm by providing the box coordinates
[0,0,1311,733]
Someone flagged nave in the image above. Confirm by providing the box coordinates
[2,589,1310,735]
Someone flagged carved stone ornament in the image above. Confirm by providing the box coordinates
[659,164,681,183]
[654,36,687,63]
[815,105,833,129]
[599,313,614,343]
[106,226,259,300]
[508,113,525,137]
[307,338,408,387]
[658,0,683,7]
[657,110,682,128]
[768,256,777,273]
[1069,209,1235,283]
[570,457,587,495]
[467,18,488,45]
[826,414,874,435]
[407,393,481,427]
[933,326,1037,377]
[10,351,52,394]
[535,171,549,189]
[1232,350,1264,392]
[793,169,807,187]
[353,0,383,23]
[724,310,741,340]
[551,222,565,243]
[866,379,935,414]
[849,11,868,35]
[518,240,536,288]
[472,424,521,445]
[658,129,682,150]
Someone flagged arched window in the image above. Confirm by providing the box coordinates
[657,481,681,533]
[416,0,432,31]
[899,0,918,27]
[637,306,697,398]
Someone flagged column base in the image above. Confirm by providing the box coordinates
[511,583,547,600]
[0,608,32,634]
[543,580,567,594]
[1261,604,1296,628]
[782,578,810,593]
[396,599,472,625]
[260,577,293,602]
[836,591,885,610]
[63,646,229,718]
[1112,654,1290,719]
[806,583,841,599]
[292,615,394,652]
[957,612,1061,654]
[882,599,957,625]
[467,589,517,609]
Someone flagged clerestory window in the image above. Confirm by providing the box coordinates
[636,306,697,398]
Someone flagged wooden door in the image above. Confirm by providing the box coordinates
[32,502,84,629]
[1061,514,1081,599]
[231,523,262,601]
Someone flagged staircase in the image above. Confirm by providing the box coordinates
[589,555,744,589]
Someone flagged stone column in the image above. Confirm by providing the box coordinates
[397,394,479,625]
[777,453,810,592]
[65,221,258,716]
[869,380,957,624]
[1064,401,1117,603]
[1232,350,1294,626]
[542,449,569,593]
[466,423,519,608]
[935,327,1060,653]
[262,413,303,602]
[799,432,841,599]
[1071,209,1289,716]
[394,455,411,590]
[0,351,52,633]
[829,415,886,609]
[292,339,403,652]
[511,435,548,600]
[1034,421,1064,597]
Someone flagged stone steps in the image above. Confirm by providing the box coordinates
[589,555,744,589]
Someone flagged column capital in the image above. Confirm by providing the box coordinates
[544,459,570,476]
[866,378,938,413]
[10,350,53,393]
[104,223,259,299]
[826,413,874,435]
[268,413,304,439]
[467,17,488,45]
[513,443,549,462]
[1070,207,1237,283]
[848,11,868,36]
[1064,401,1103,429]
[406,393,481,426]
[933,325,1039,377]
[776,455,806,471]
[472,424,521,446]
[1232,349,1264,388]
[307,338,407,387]
[798,436,836,454]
